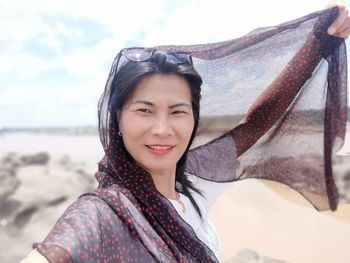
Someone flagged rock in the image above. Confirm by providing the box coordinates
[58,155,73,171]
[262,256,288,263]
[225,249,288,263]
[333,155,350,202]
[58,155,71,166]
[12,204,38,229]
[0,199,38,229]
[229,249,259,263]
[75,168,96,188]
[0,167,20,203]
[20,152,50,166]
[45,196,67,207]
[1,152,22,169]
[0,151,97,262]
[0,199,21,222]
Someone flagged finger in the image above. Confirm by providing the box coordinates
[330,15,350,36]
[334,15,350,33]
[327,0,345,7]
[328,4,348,35]
[326,0,346,8]
[333,24,350,38]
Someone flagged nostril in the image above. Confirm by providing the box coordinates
[151,120,172,135]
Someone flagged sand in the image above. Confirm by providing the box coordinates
[1,131,350,262]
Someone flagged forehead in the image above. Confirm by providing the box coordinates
[129,74,192,102]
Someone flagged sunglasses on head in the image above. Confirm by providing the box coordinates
[120,47,193,65]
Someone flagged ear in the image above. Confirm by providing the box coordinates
[116,111,121,131]
[117,111,121,122]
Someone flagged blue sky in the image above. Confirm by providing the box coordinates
[0,0,348,127]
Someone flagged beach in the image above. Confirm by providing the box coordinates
[1,130,350,263]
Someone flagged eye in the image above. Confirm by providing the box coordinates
[136,108,152,114]
[171,110,187,115]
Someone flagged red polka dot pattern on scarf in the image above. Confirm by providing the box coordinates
[33,7,346,262]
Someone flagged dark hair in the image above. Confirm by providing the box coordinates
[109,52,204,217]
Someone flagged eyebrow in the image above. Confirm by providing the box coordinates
[130,100,191,108]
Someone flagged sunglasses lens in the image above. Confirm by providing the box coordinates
[122,48,192,65]
[124,48,153,62]
[167,53,192,64]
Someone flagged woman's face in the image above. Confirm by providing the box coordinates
[118,73,194,176]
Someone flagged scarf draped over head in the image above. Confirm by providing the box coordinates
[33,6,347,263]
[95,6,347,262]
[99,6,347,209]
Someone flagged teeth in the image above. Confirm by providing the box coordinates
[148,145,171,150]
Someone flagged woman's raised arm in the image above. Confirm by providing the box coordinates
[230,4,350,157]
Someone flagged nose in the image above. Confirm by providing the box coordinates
[151,115,172,137]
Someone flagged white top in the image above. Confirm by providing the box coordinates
[168,193,221,259]
[168,174,235,260]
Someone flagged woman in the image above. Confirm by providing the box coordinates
[22,5,350,263]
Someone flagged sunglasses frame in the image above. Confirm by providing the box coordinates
[120,47,193,65]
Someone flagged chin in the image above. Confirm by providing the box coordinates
[141,161,178,175]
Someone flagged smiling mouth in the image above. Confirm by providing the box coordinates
[146,145,174,155]
[146,145,173,150]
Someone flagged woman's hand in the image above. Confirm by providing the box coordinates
[327,3,350,38]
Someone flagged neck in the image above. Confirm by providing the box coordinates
[149,168,177,199]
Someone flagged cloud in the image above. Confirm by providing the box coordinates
[0,0,347,127]
[141,0,330,46]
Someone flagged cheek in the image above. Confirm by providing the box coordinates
[178,117,195,142]
[119,111,146,135]
[120,119,146,144]
[119,125,145,162]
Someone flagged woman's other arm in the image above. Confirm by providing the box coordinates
[230,4,350,157]
[21,249,49,263]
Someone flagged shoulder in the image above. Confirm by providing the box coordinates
[58,192,110,221]
[31,188,127,262]
[65,184,130,215]
[38,194,109,243]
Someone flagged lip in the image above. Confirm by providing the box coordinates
[146,144,174,155]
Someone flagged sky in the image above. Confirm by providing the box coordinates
[0,0,349,128]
